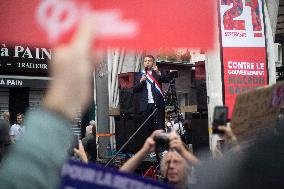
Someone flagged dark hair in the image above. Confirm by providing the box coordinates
[144,55,155,62]
[16,113,24,118]
[92,124,96,137]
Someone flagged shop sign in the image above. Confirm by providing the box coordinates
[0,77,49,88]
[0,44,51,76]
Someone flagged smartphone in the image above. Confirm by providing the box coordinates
[213,106,228,134]
[74,134,80,149]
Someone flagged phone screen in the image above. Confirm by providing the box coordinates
[213,106,228,134]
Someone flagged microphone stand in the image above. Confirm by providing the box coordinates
[105,108,158,167]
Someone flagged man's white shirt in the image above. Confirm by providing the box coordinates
[9,124,25,141]
[146,70,154,103]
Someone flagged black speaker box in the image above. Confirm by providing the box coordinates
[119,72,141,114]
[119,88,140,114]
[115,114,147,153]
[196,80,208,111]
[118,72,136,89]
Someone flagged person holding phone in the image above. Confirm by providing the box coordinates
[212,106,241,154]
[134,55,170,136]
[212,106,228,135]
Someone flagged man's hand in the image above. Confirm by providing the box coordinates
[140,76,147,83]
[74,140,88,164]
[153,65,161,75]
[168,131,201,165]
[218,126,237,143]
[120,129,163,173]
[153,65,159,72]
[141,130,164,154]
[218,126,241,152]
[168,131,186,154]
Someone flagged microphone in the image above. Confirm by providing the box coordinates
[144,67,148,76]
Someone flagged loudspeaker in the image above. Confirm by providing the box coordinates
[115,114,147,153]
[118,72,136,89]
[191,119,210,157]
[119,88,140,114]
[196,80,208,110]
[119,72,140,114]
[119,88,134,114]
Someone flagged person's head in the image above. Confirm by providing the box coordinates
[161,151,191,188]
[86,120,96,136]
[143,55,155,70]
[16,113,24,125]
[89,120,96,126]
[2,112,10,122]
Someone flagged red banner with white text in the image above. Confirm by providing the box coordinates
[0,0,214,50]
[218,0,268,118]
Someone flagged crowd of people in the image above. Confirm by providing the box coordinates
[0,15,283,189]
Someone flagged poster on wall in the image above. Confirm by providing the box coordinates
[218,0,268,118]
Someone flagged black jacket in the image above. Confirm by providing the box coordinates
[133,71,170,112]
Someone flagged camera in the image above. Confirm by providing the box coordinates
[166,70,178,78]
[154,133,170,150]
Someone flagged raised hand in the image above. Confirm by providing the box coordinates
[43,13,96,120]
[74,140,88,164]
[140,75,147,83]
[141,130,164,154]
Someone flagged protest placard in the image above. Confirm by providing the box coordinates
[231,82,284,143]
[60,160,174,189]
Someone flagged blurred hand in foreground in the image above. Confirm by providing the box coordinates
[44,14,96,120]
[74,140,88,163]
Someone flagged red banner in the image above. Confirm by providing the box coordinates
[218,0,268,118]
[223,47,268,117]
[0,0,214,50]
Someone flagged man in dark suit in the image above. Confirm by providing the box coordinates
[134,55,170,136]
